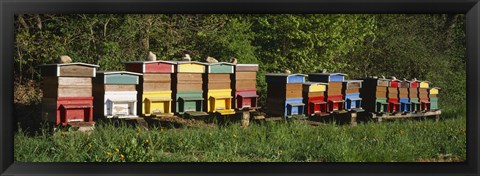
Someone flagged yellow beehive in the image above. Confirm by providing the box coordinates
[429,87,440,95]
[142,91,173,115]
[206,89,234,115]
[419,81,430,88]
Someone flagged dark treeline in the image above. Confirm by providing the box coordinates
[14,14,465,106]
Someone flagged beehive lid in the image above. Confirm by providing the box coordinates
[206,62,235,74]
[235,64,259,72]
[39,62,99,77]
[123,60,177,64]
[97,71,142,85]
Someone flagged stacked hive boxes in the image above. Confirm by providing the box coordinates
[124,61,176,116]
[233,64,259,110]
[387,79,401,113]
[266,74,306,117]
[408,79,421,112]
[204,63,235,115]
[418,81,431,111]
[40,63,98,126]
[360,77,389,113]
[429,87,440,110]
[342,80,363,111]
[398,80,411,112]
[308,73,346,112]
[173,61,207,115]
[302,82,328,116]
[93,71,142,118]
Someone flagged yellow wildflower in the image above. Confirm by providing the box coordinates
[114,148,120,153]
[106,152,112,156]
[120,154,125,159]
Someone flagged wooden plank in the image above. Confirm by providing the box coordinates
[143,74,171,83]
[43,77,92,86]
[235,80,256,90]
[236,65,258,72]
[177,83,203,91]
[60,65,95,77]
[143,83,171,91]
[104,84,137,92]
[207,82,231,89]
[207,74,231,81]
[43,85,92,98]
[235,72,257,80]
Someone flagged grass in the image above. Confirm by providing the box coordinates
[14,105,466,162]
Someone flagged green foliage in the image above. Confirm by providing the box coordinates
[14,14,466,105]
[15,105,466,162]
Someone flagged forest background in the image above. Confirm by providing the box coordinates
[13,14,465,126]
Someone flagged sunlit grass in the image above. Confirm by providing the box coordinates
[14,106,466,162]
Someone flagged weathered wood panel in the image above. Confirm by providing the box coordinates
[176,83,203,91]
[235,65,259,72]
[235,72,257,80]
[235,80,256,90]
[60,65,95,77]
[103,84,136,92]
[43,85,92,98]
[143,83,171,92]
[43,77,92,86]
[143,74,171,83]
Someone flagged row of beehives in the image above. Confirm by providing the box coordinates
[40,61,259,126]
[265,73,440,118]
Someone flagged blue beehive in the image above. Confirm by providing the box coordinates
[342,80,363,111]
[265,73,307,118]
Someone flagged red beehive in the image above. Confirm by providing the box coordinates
[387,78,401,113]
[40,62,98,126]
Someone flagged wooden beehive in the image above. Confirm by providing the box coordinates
[204,62,235,115]
[172,61,207,115]
[408,79,421,111]
[418,80,431,111]
[233,64,259,110]
[342,80,363,111]
[398,80,411,112]
[93,71,142,118]
[302,82,327,116]
[387,79,401,113]
[359,77,389,113]
[429,87,441,110]
[266,73,306,117]
[40,63,98,126]
[124,60,176,116]
[308,73,347,112]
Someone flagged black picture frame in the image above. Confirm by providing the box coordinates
[1,0,478,175]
